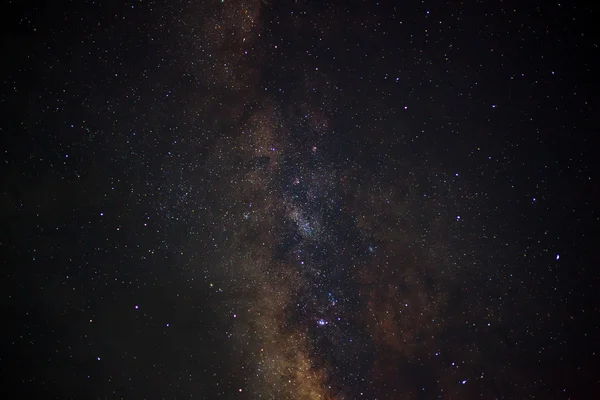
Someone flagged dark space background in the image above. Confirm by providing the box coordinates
[2,0,599,399]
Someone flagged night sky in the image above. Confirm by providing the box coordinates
[2,1,599,399]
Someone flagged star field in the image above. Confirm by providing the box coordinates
[2,0,599,399]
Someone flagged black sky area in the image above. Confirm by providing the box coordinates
[2,0,599,399]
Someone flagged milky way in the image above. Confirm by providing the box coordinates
[151,3,490,397]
